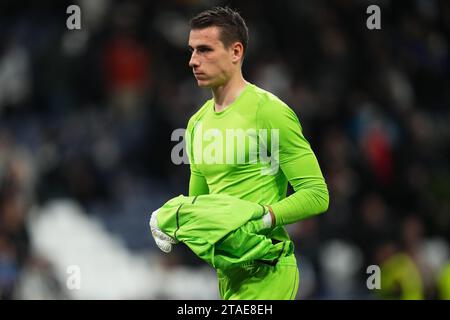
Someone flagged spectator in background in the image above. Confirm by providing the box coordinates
[102,2,152,121]
[375,240,424,300]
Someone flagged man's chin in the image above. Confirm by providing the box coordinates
[196,79,211,88]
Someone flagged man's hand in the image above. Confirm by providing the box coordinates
[240,206,275,235]
[149,210,177,253]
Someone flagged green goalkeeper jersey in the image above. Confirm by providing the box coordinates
[185,83,329,260]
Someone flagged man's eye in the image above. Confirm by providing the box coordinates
[199,48,211,53]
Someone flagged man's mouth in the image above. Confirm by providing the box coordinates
[194,72,207,80]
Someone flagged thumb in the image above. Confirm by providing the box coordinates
[250,204,267,220]
[241,213,273,235]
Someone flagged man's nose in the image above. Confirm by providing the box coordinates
[189,52,199,68]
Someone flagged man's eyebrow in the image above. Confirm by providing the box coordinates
[188,44,213,51]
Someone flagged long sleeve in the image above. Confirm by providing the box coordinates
[271,152,329,226]
[258,99,329,226]
[186,117,209,196]
[189,172,209,196]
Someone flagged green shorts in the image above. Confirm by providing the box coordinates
[217,255,299,300]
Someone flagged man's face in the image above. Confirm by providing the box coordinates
[188,26,236,88]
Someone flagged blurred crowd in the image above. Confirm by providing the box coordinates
[0,0,449,299]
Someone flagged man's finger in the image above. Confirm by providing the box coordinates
[156,238,172,253]
[152,228,177,243]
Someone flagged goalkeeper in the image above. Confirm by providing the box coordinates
[153,7,329,300]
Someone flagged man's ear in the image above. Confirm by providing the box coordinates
[231,42,244,64]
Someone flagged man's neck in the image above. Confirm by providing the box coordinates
[212,74,247,113]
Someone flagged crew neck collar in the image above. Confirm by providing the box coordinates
[212,82,252,116]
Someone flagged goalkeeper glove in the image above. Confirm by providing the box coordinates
[149,209,177,253]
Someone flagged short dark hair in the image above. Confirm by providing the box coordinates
[190,6,249,54]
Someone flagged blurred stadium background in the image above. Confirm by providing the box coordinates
[0,0,449,299]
